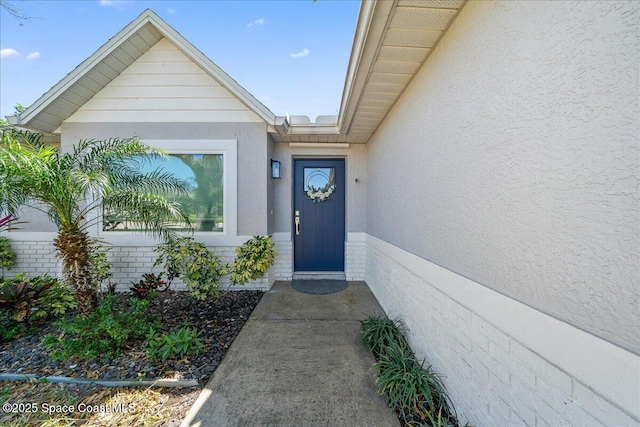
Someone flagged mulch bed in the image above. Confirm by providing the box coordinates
[0,290,263,388]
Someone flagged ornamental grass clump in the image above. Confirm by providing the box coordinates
[359,313,409,358]
[360,314,461,427]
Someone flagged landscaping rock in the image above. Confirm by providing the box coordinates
[0,290,263,387]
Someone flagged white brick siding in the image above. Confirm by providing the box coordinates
[4,237,268,291]
[3,239,61,278]
[109,244,269,292]
[271,232,364,281]
[366,234,639,427]
[272,235,293,281]
[345,233,366,281]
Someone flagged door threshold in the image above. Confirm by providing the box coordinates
[292,272,346,281]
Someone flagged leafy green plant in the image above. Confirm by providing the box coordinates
[229,236,277,286]
[0,236,15,272]
[0,322,26,343]
[146,324,204,361]
[130,273,167,298]
[0,273,54,323]
[31,277,76,321]
[359,314,408,358]
[154,237,226,301]
[0,274,74,342]
[88,238,112,293]
[43,295,157,360]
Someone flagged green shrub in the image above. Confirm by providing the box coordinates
[154,237,226,301]
[130,273,167,298]
[0,236,15,271]
[43,295,157,360]
[31,277,76,321]
[0,323,26,343]
[146,324,204,361]
[0,274,55,323]
[359,314,408,358]
[229,236,277,286]
[0,274,74,343]
[88,238,112,292]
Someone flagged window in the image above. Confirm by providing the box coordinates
[102,139,237,236]
[304,167,335,191]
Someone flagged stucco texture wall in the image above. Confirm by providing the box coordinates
[366,1,639,352]
[272,144,367,234]
[61,121,269,236]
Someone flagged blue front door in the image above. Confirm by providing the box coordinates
[293,159,346,272]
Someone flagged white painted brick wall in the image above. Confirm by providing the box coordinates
[366,241,639,427]
[3,240,61,278]
[273,239,292,281]
[108,245,268,292]
[5,239,268,291]
[345,240,366,281]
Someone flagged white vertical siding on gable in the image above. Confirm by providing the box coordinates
[66,38,263,123]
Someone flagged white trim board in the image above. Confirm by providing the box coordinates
[366,233,640,419]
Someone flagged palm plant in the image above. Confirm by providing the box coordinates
[0,125,192,316]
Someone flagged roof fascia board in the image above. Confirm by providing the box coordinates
[19,10,156,126]
[285,125,340,135]
[144,12,277,125]
[337,0,394,133]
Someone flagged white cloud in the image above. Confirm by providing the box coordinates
[290,48,310,58]
[99,0,128,8]
[0,49,20,59]
[27,52,41,60]
[247,18,264,28]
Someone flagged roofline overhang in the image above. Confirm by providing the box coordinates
[336,0,393,135]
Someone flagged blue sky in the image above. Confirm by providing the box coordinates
[0,0,360,121]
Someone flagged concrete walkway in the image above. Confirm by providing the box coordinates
[180,281,399,427]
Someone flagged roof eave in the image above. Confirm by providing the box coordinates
[18,10,158,128]
[336,0,392,135]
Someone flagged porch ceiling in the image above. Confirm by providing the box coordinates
[273,0,466,145]
[341,0,466,142]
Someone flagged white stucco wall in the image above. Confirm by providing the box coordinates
[364,1,639,424]
[366,0,639,353]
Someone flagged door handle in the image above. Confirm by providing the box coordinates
[295,215,300,235]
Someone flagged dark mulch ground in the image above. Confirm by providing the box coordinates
[0,290,263,388]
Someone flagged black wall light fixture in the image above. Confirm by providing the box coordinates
[271,159,281,179]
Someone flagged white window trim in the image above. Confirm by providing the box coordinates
[95,139,238,246]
